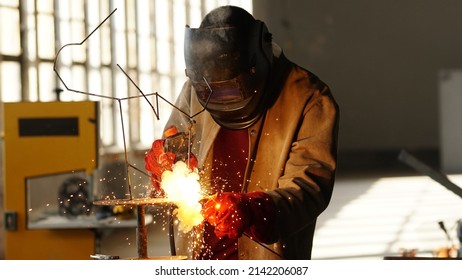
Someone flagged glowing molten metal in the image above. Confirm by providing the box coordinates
[161,161,204,232]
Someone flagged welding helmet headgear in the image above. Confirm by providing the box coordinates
[184,6,273,129]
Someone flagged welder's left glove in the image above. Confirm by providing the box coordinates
[201,192,276,241]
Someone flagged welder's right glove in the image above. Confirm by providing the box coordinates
[201,192,276,242]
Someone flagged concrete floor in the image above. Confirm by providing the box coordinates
[311,171,462,259]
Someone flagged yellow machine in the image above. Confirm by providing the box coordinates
[2,101,98,259]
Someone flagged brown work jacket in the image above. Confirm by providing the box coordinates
[166,53,339,260]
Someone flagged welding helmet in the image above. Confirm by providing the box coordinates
[184,6,273,129]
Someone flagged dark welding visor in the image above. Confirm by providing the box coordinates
[184,26,249,83]
[190,74,255,106]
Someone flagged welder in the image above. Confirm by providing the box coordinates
[145,5,339,260]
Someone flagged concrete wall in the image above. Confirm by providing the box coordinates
[253,0,462,169]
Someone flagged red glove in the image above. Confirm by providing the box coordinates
[144,125,198,193]
[144,139,176,192]
[201,192,276,241]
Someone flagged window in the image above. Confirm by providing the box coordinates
[0,0,21,102]
[0,0,252,151]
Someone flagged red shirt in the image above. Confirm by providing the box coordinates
[199,128,248,260]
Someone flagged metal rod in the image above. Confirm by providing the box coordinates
[118,100,132,199]
[168,205,177,256]
[136,205,148,259]
[398,149,462,200]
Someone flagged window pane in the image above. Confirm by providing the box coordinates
[0,0,19,7]
[136,0,151,71]
[157,41,170,74]
[0,62,21,102]
[114,71,128,99]
[128,32,137,68]
[100,68,114,146]
[88,68,102,100]
[99,23,111,65]
[127,0,137,61]
[155,0,170,74]
[38,63,57,102]
[98,1,112,65]
[26,66,37,101]
[101,103,115,146]
[37,14,55,59]
[70,0,84,20]
[71,65,87,101]
[173,0,186,76]
[188,0,202,28]
[26,12,37,59]
[37,0,53,13]
[101,67,113,98]
[138,36,151,71]
[0,7,21,55]
[86,0,101,69]
[71,21,86,62]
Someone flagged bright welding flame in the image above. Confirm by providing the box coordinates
[161,161,204,232]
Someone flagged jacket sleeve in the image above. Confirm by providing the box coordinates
[265,83,339,243]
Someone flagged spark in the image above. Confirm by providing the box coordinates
[161,161,204,233]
